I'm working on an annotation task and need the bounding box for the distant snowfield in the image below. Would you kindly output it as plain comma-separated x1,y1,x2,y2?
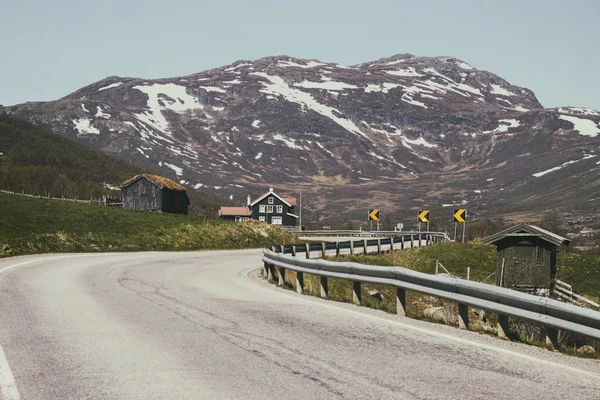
558,107,600,117
277,60,326,69
532,154,597,177
133,83,203,135
558,115,600,137
95,106,110,119
163,162,184,176
72,118,100,135
385,67,423,77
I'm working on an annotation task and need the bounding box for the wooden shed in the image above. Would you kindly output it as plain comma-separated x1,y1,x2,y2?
483,224,570,290
122,174,189,215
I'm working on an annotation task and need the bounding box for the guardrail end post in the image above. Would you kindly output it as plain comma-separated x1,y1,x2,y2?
497,314,509,339
396,287,406,316
277,267,286,287
458,303,469,330
320,276,329,298
296,271,304,294
546,327,559,348
352,281,361,305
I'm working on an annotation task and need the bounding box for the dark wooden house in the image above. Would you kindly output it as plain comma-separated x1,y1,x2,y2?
483,224,570,290
218,188,298,226
122,174,189,215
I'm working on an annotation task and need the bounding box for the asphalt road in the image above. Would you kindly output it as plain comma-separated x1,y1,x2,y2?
0,250,598,399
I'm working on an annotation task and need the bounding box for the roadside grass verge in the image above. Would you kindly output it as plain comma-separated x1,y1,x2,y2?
0,194,298,256
272,242,600,359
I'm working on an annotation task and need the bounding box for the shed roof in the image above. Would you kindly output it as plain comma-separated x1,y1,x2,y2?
122,174,186,191
219,206,252,217
483,224,570,247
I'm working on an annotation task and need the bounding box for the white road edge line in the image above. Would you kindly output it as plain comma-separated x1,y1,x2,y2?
0,345,19,400
244,266,600,379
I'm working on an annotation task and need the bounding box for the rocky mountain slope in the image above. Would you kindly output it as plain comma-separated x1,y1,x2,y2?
3,54,599,224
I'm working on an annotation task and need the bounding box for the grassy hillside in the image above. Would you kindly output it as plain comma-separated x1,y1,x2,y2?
0,114,221,215
0,194,297,256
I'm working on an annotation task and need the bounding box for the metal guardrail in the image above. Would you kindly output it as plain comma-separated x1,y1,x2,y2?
262,243,600,344
299,230,450,240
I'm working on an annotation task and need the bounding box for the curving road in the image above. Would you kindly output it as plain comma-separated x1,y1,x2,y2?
0,250,598,399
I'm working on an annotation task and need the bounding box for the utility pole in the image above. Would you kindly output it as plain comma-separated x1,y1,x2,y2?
299,190,302,230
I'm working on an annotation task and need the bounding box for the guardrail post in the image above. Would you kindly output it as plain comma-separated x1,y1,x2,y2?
291,245,296,257
377,239,382,254
363,239,368,255
296,271,304,294
268,264,275,282
396,288,406,316
336,242,340,257
497,314,509,339
352,281,361,305
458,303,469,329
320,276,328,298
280,244,285,254
410,235,414,248
263,262,270,279
350,240,354,255
546,327,559,347
321,242,326,258
390,237,394,252
305,243,310,259
277,267,286,287
401,236,405,249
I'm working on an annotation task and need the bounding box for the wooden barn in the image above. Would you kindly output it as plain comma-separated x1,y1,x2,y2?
122,174,190,215
483,224,570,290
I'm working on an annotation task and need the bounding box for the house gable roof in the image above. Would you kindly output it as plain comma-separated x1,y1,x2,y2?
250,189,292,207
122,174,186,191
483,224,570,247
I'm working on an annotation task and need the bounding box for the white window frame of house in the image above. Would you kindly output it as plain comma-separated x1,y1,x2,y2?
259,205,265,213
267,205,273,213
271,216,282,225
268,196,274,204
276,205,283,213
259,216,265,222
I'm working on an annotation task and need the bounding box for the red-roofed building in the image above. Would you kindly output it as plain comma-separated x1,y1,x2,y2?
218,188,298,226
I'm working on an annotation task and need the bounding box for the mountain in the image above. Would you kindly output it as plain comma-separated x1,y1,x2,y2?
2,54,599,224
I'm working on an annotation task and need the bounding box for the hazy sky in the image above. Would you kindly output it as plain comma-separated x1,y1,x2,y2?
1,0,599,109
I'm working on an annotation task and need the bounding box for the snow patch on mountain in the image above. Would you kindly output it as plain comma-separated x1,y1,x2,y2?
364,83,402,93
484,119,520,133
252,120,261,128
98,82,123,91
73,118,100,135
490,84,515,96
385,67,423,77
559,115,600,137
251,72,371,141
277,60,326,69
532,154,597,177
199,86,227,93
557,107,600,116
294,80,359,91
81,104,89,113
133,83,203,134
95,106,110,119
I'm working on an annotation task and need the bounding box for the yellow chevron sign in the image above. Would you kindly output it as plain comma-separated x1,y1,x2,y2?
368,209,380,221
454,209,466,223
418,210,430,223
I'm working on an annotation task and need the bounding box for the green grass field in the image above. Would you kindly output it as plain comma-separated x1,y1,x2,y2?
0,193,298,256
